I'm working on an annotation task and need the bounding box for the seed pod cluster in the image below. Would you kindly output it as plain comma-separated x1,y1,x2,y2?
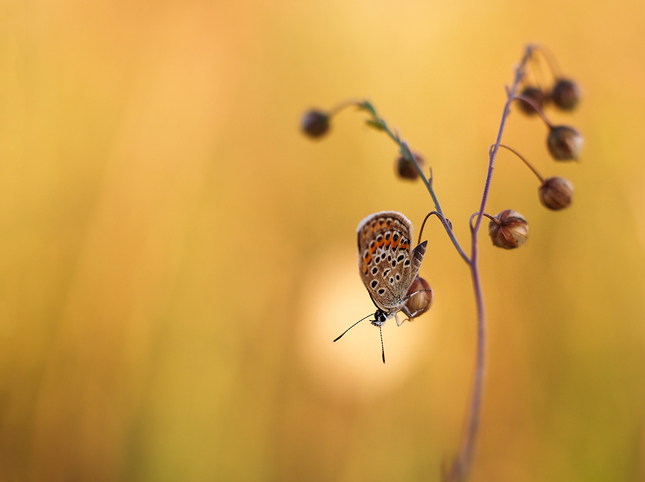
516,78,581,116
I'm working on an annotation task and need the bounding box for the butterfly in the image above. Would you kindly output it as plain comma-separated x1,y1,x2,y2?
334,211,428,362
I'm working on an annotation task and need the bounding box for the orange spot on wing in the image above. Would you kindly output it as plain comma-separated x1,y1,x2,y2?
364,252,372,266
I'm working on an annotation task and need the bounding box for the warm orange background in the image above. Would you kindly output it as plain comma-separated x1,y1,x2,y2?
1,1,644,481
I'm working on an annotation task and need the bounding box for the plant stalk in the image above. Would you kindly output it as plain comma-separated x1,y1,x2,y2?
444,44,534,482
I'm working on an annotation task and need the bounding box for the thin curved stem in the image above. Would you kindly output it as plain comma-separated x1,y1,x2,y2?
401,142,444,216
512,95,554,128
496,144,544,183
357,102,442,212
480,213,498,224
469,212,498,233
327,98,363,117
359,103,434,198
532,43,563,80
444,44,534,482
418,211,470,264
524,50,548,94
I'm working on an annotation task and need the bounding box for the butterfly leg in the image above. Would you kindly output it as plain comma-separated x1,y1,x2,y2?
395,312,409,326
401,288,433,320
405,307,428,319
401,303,429,320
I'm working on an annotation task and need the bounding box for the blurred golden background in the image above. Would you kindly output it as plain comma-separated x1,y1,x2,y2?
1,1,645,481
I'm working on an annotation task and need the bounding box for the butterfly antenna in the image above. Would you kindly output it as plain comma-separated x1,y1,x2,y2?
333,313,373,342
379,325,386,364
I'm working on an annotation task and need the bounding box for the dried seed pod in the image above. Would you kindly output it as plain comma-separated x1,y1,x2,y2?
517,86,546,115
551,78,581,111
488,210,529,249
301,110,330,138
547,125,583,161
395,152,425,181
539,177,573,210
404,276,433,319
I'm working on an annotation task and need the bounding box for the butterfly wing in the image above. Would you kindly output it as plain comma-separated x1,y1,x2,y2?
357,211,422,314
409,240,427,279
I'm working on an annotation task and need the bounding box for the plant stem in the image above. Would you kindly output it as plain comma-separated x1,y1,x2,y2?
358,101,469,263
327,98,363,117
444,45,534,482
532,43,563,80
512,94,554,128
496,144,545,184
351,48,534,479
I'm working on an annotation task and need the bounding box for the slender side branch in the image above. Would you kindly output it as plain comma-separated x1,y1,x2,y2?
357,102,442,212
328,98,363,117
418,211,470,264
531,43,563,79
496,144,544,183
444,45,535,482
356,101,469,262
511,95,554,127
